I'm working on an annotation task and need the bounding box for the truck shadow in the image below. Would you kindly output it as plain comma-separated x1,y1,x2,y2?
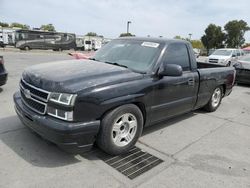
142,112,197,136
0,111,202,167
235,83,250,88
83,112,199,161
0,115,81,168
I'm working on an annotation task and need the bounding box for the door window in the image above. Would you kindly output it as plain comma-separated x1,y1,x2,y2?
236,50,241,56
232,50,237,57
164,43,190,71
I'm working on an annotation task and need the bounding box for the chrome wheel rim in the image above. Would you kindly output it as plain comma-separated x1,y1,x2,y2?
112,113,137,147
211,88,222,108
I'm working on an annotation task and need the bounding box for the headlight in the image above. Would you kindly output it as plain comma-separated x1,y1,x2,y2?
47,106,73,121
47,92,76,121
219,59,226,63
49,92,76,106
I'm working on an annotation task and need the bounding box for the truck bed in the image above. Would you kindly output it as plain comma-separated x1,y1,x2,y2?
197,61,226,69
194,62,235,109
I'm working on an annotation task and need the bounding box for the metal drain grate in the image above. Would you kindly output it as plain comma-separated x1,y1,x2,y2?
98,147,163,179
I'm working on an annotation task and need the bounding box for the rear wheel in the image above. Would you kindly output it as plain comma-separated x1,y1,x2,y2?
24,46,30,51
204,86,223,112
97,104,143,155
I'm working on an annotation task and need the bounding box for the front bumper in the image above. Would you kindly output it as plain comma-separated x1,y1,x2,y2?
0,71,8,86
14,92,100,154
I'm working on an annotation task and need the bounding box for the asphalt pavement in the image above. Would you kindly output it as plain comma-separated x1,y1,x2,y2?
0,50,250,188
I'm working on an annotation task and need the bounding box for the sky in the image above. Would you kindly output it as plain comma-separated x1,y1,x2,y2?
1,0,250,41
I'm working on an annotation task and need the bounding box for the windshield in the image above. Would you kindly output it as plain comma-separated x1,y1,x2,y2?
240,55,250,62
92,39,162,72
212,49,233,56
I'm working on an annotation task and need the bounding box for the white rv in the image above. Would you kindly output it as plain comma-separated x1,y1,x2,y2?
75,35,103,51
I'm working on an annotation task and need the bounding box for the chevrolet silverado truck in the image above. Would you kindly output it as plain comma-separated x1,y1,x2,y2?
14,37,236,155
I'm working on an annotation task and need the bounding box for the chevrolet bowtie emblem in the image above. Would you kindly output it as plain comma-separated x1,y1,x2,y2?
23,89,31,99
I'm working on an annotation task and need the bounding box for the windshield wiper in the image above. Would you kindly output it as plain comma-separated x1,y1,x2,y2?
104,61,128,68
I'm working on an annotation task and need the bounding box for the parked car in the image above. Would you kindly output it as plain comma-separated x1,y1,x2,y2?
193,48,200,58
205,48,244,66
0,56,8,86
13,37,235,155
68,52,94,59
233,54,250,84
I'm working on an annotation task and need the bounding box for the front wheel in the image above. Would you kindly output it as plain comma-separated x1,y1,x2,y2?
204,86,223,112
226,61,231,67
97,104,143,155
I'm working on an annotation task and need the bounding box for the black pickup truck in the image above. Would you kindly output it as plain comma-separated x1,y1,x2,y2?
14,37,235,155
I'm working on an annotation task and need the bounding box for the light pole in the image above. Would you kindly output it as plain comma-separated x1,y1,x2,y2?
188,33,192,41
127,21,131,34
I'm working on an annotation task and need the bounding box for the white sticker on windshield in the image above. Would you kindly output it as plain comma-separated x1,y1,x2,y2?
141,42,159,48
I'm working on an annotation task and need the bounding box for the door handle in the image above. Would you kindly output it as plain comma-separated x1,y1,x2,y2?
188,78,195,86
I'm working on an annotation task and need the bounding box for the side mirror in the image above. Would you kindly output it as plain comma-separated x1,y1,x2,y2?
232,54,236,57
159,63,183,77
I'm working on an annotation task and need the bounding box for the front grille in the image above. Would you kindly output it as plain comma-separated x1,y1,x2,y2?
20,91,46,114
20,79,49,101
20,79,50,114
209,59,218,63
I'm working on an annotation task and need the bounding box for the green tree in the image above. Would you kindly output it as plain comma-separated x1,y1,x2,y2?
40,24,55,32
224,20,250,48
86,32,97,36
174,35,182,39
119,33,135,37
173,35,191,41
0,22,9,27
10,22,30,29
191,40,204,49
201,24,225,53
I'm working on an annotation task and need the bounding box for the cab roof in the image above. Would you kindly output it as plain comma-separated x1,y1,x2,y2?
117,37,190,45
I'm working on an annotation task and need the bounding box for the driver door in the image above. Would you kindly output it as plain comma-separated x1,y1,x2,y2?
150,43,199,123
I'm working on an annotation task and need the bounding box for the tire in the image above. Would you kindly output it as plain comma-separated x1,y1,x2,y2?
226,61,231,67
24,46,30,51
97,104,144,155
204,86,223,112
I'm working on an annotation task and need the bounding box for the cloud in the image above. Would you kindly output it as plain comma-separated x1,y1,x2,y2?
1,0,250,41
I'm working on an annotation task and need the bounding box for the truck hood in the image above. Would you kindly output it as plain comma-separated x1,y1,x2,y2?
22,59,143,93
208,55,231,60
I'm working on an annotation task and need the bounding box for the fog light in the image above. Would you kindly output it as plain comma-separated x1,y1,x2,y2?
47,106,73,121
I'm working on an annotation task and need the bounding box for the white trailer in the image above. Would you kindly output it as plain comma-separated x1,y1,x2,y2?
0,27,18,47
75,35,105,51
84,36,103,51
75,35,85,50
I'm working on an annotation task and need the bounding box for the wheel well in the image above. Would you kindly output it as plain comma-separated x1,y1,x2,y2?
221,84,226,96
100,102,147,126
132,102,146,126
